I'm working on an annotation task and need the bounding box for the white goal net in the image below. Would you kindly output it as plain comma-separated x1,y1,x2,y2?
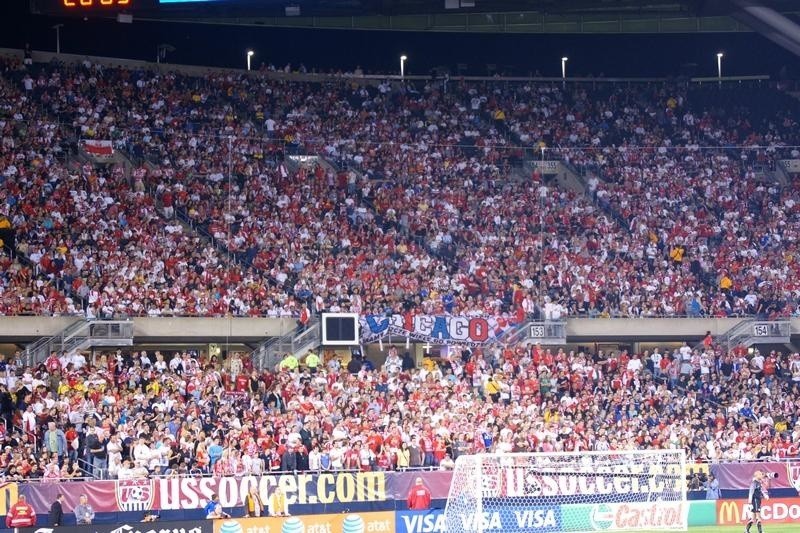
444,450,688,533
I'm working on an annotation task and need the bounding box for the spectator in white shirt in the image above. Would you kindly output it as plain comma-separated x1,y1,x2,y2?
133,437,152,466
627,355,643,373
71,353,87,370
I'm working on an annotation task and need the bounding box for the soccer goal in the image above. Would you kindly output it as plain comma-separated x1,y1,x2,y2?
444,450,688,533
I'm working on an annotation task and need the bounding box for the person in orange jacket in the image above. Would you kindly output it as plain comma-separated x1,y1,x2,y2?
6,495,37,528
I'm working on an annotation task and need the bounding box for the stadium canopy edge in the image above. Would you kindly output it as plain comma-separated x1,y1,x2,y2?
131,11,781,33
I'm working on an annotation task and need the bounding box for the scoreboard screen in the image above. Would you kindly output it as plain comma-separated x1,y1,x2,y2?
321,313,360,346
30,0,294,16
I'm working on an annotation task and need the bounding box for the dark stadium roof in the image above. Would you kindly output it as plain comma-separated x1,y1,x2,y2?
188,0,800,18
117,0,800,36
283,0,705,17
206,0,800,18
13,0,800,76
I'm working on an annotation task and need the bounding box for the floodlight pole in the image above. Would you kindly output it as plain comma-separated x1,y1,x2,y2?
53,24,64,54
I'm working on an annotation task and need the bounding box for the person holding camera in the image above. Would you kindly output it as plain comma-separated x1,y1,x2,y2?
704,474,720,500
747,470,776,533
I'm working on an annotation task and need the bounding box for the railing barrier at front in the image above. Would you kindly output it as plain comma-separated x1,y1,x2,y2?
4,457,800,484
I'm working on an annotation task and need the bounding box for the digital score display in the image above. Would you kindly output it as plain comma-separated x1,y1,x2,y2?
29,0,147,14
61,0,130,6
156,0,274,3
31,0,297,17
57,0,270,7
322,313,360,346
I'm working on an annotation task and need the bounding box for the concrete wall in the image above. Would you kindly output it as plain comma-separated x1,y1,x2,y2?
2,316,799,344
133,317,297,342
0,317,82,339
564,317,749,341
0,316,296,343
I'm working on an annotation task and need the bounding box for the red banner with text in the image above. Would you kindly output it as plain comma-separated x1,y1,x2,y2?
711,462,800,491
15,472,454,515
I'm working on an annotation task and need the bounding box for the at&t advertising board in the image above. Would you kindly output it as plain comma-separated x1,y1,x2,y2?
214,512,394,533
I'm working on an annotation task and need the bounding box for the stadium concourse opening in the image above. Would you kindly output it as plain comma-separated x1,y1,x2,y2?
1,1,800,532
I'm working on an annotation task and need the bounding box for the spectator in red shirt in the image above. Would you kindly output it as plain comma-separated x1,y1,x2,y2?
45,352,61,373
420,434,435,468
407,477,432,511
235,373,249,392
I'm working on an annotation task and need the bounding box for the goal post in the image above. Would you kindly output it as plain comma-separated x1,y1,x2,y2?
444,450,688,533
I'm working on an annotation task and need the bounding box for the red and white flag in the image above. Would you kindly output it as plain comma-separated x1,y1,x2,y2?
82,139,113,157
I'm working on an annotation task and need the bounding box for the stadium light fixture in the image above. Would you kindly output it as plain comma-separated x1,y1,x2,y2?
717,52,724,80
246,50,255,71
52,24,64,55
400,54,408,79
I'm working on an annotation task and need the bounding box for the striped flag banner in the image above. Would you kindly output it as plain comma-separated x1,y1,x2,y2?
82,139,114,157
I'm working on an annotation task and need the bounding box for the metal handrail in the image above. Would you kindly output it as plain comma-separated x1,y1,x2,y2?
14,425,38,453
2,46,777,85
293,318,320,346
75,457,98,478
24,319,134,367
1,309,795,319
1,455,800,484
24,319,88,366
2,457,799,483
0,475,95,483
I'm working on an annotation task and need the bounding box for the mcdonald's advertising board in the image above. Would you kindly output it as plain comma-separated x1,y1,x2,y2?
717,498,800,525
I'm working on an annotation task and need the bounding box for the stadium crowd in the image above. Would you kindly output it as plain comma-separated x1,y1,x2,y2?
0,57,799,318
1,55,800,482
0,338,798,482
